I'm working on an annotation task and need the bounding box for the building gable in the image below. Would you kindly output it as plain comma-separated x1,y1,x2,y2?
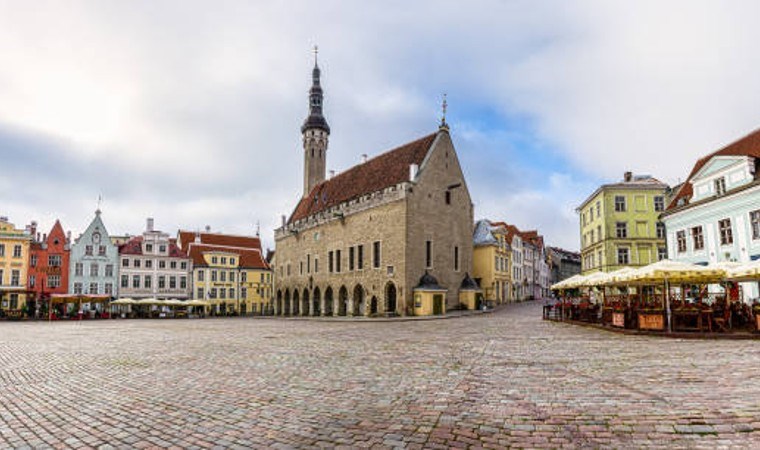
693,156,742,179
668,127,760,210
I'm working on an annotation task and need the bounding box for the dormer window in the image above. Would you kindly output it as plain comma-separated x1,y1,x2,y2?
146,244,153,253
715,177,726,196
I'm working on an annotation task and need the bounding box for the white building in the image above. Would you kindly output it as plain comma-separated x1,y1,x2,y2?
118,218,192,299
662,128,760,301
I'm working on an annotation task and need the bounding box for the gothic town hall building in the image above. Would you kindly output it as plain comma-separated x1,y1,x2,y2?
273,58,475,317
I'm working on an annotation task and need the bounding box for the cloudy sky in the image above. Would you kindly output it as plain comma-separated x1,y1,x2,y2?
2,1,760,251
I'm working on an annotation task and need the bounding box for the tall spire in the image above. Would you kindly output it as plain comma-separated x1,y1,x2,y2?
302,46,330,134
439,93,449,131
301,47,330,197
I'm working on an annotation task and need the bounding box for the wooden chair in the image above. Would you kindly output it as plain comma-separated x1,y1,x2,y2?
713,306,731,333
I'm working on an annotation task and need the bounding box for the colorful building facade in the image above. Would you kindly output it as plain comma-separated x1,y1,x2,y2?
0,217,32,315
662,128,760,301
473,220,511,304
178,231,272,315
577,172,669,274
118,218,192,300
28,220,71,315
68,210,119,299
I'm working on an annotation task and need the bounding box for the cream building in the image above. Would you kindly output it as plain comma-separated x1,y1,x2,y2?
274,57,474,316
178,231,272,315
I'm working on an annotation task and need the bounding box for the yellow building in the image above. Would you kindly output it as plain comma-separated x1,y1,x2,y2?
178,231,273,315
577,172,669,274
0,217,32,316
472,219,512,304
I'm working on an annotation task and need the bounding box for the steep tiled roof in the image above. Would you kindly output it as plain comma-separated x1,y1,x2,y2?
177,231,262,253
186,243,270,270
119,236,187,258
667,128,760,210
289,132,438,223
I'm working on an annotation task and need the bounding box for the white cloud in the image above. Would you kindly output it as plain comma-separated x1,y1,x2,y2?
2,1,760,252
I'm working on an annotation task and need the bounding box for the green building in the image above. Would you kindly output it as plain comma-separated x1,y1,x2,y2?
577,172,669,274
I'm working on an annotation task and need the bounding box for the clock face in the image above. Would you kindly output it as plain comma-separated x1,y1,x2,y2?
92,232,101,244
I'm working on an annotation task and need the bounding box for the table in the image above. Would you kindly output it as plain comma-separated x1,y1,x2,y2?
672,309,712,332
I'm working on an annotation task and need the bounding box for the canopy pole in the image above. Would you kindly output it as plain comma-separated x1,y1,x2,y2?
665,278,672,333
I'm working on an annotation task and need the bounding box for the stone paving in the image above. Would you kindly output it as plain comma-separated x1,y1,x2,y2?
1,301,759,449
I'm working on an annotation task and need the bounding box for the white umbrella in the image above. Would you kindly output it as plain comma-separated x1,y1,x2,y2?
725,260,760,281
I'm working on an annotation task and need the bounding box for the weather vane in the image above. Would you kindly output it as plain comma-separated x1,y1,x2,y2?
440,93,448,128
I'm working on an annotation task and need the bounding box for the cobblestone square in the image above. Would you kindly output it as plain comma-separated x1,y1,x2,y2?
1,302,759,449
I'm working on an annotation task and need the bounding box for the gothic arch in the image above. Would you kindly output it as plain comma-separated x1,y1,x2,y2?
352,284,364,317
284,289,291,317
385,282,397,315
302,289,310,317
324,286,334,316
312,287,321,317
370,296,379,316
276,290,283,316
293,289,300,316
338,286,348,316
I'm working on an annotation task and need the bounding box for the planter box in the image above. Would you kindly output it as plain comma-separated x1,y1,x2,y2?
612,312,626,328
638,312,664,331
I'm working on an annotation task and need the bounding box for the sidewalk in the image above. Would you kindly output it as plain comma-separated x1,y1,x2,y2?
252,307,494,322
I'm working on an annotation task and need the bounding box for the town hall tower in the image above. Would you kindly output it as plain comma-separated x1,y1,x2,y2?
301,48,330,197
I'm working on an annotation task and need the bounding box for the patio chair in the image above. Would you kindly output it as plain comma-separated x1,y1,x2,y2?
713,306,731,333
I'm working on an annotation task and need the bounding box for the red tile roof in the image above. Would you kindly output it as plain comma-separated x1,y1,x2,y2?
186,243,270,270
289,132,438,223
177,231,262,253
118,236,188,258
667,127,760,210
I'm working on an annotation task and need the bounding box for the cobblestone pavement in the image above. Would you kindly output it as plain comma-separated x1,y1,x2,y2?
1,301,759,449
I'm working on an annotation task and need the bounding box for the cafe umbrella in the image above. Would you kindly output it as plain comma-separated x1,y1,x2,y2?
616,260,726,332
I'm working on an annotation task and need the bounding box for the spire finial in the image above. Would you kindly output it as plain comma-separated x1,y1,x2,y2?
440,93,449,130
96,194,103,215
256,220,261,237
313,45,319,66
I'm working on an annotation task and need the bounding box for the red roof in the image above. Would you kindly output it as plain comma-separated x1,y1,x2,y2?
177,231,262,253
668,127,760,210
119,236,188,258
186,243,270,270
289,132,438,223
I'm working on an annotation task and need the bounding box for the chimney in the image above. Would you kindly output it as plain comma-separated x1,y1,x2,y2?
624,171,632,182
29,221,38,238
194,230,201,243
281,215,287,228
146,217,154,232
43,233,47,242
361,154,368,164
37,232,41,242
329,170,336,179
66,231,72,243
409,163,419,181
